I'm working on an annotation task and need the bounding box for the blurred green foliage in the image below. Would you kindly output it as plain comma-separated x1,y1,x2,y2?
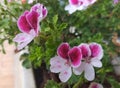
0,0,120,87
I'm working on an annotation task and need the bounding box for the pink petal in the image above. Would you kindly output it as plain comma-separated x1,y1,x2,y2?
91,59,102,68
26,10,39,35
73,62,85,75
57,43,70,60
89,43,103,60
89,82,103,88
59,67,72,82
68,46,82,68
69,0,79,5
84,63,95,81
78,43,91,58
31,3,48,21
17,11,32,33
50,56,67,73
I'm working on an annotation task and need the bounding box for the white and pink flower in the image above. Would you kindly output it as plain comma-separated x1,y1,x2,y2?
73,43,103,81
50,43,82,82
65,0,97,14
13,3,47,50
113,0,119,4
89,82,103,88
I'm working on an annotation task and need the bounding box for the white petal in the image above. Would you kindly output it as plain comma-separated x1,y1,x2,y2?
17,34,34,50
59,67,72,82
28,0,34,4
13,33,30,43
50,56,67,73
73,62,85,75
77,5,85,10
65,4,77,14
17,40,30,50
50,64,63,73
50,56,66,65
29,29,37,37
84,63,95,81
91,59,102,68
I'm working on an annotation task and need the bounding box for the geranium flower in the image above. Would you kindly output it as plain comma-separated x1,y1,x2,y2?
88,82,103,88
114,0,119,4
65,0,97,14
50,43,82,82
13,3,47,50
73,43,103,81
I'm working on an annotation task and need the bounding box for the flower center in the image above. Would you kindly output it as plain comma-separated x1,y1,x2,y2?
65,60,71,66
83,57,91,63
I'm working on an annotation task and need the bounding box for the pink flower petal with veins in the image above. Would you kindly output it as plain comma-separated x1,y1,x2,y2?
50,55,72,82
68,46,82,68
78,43,91,58
26,10,39,35
59,67,72,82
89,43,103,60
69,0,79,5
57,43,70,60
50,56,67,73
17,11,32,33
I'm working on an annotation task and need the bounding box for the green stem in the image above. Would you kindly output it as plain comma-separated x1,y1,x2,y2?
73,77,83,88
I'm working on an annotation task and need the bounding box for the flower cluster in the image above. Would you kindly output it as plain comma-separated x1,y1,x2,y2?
12,0,104,84
65,0,97,14
50,42,103,82
13,3,47,50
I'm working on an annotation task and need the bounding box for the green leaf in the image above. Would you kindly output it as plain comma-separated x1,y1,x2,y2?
107,77,120,88
53,15,58,24
58,23,68,31
44,80,61,88
22,59,31,69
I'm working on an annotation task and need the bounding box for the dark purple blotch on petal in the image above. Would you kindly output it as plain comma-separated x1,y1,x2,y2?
57,43,70,60
68,46,82,67
26,11,39,34
17,11,32,33
89,43,101,58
